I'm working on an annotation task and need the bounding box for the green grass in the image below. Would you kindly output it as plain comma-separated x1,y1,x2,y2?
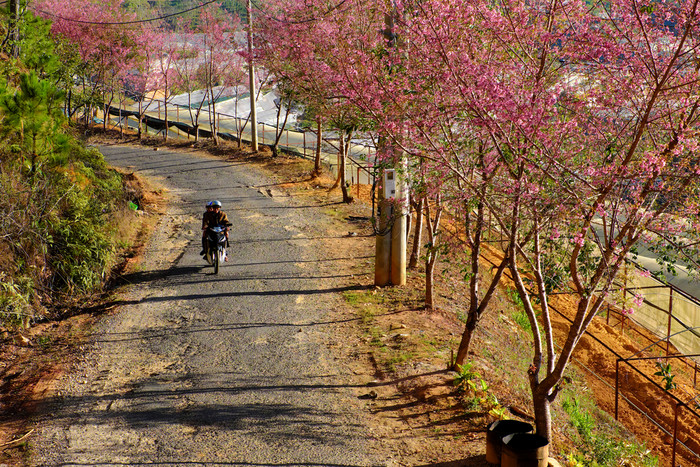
561,393,658,467
506,287,531,331
323,207,344,221
505,287,548,337
368,326,386,347
343,290,391,326
387,351,415,372
511,309,532,331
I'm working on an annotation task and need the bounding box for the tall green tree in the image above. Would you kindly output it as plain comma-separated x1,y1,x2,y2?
0,72,67,176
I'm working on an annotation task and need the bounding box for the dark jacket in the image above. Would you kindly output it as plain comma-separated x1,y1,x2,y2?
202,210,230,230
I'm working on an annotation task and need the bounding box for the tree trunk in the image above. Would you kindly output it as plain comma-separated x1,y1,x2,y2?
119,104,124,137
409,197,424,269
163,96,169,142
424,194,442,310
331,134,342,190
66,89,72,121
328,131,352,203
425,249,437,309
406,192,412,243
136,100,143,139
272,97,291,157
453,199,509,368
236,118,241,147
336,133,353,203
235,91,242,148
454,307,479,366
455,200,484,365
210,88,219,146
314,117,322,176
103,101,109,131
103,85,115,132
9,0,20,58
532,386,552,440
194,95,204,143
81,77,89,126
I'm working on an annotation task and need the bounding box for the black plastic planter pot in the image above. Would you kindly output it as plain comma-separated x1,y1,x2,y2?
501,432,549,467
485,420,534,465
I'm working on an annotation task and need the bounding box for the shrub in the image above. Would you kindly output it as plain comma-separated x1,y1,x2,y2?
0,73,127,325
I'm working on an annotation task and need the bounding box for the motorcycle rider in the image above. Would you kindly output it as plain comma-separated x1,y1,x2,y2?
201,200,231,258
199,201,214,255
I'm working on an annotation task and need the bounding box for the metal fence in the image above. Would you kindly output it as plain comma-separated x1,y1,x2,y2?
478,219,700,465
619,263,700,359
103,101,376,187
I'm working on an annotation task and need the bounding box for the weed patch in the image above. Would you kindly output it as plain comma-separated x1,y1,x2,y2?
561,394,658,467
342,287,447,374
453,361,508,420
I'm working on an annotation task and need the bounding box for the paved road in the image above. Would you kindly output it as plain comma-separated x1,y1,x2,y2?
109,105,376,186
30,145,387,466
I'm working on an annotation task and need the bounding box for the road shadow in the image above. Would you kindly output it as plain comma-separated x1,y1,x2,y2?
28,370,463,465
117,268,358,286
125,283,373,304
91,309,409,345
229,235,373,244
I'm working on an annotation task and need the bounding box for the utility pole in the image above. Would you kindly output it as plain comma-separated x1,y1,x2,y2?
247,0,259,152
374,6,407,286
375,165,407,286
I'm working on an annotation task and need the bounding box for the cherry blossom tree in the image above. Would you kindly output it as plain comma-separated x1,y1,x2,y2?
171,28,209,141
326,105,360,203
256,0,383,200
300,0,515,349
507,0,700,439
261,0,700,445
386,0,700,441
149,31,180,141
266,80,296,157
123,26,166,140
195,3,245,145
33,0,142,124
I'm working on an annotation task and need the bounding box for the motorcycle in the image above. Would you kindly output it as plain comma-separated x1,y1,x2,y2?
204,225,228,274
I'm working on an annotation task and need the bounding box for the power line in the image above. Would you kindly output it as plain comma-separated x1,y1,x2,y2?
249,0,352,25
18,0,354,27
28,0,220,26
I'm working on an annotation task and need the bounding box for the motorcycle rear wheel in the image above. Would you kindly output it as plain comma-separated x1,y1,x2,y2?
214,249,221,274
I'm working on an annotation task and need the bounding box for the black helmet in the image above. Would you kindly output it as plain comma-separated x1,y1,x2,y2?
211,200,222,207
